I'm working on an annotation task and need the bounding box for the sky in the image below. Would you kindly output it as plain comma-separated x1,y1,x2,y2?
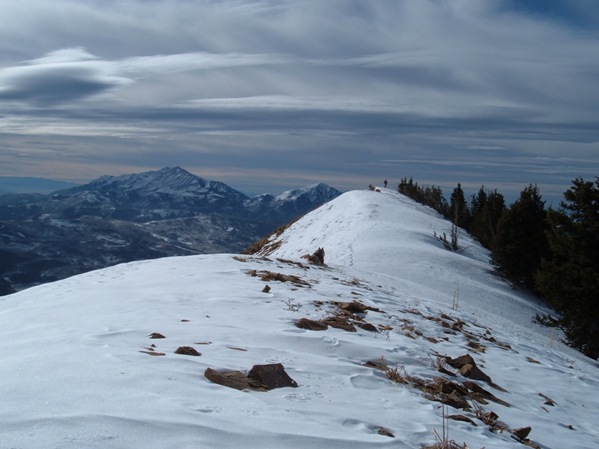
0,0,598,202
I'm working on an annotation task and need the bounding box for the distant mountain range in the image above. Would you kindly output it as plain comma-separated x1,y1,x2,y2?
0,176,78,195
0,167,341,293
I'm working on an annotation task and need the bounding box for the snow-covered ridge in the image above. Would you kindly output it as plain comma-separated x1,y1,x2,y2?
261,188,551,332
0,187,597,449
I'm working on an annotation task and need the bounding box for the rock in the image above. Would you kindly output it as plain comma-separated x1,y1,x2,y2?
175,346,201,356
295,318,328,331
467,340,486,353
248,363,299,390
323,316,357,332
437,378,469,397
442,390,471,410
447,414,477,426
538,392,556,406
357,322,378,332
460,363,493,384
338,301,369,314
149,332,166,339
463,381,510,407
205,364,298,392
262,284,271,293
445,354,476,369
479,411,499,425
511,426,532,441
445,354,493,385
377,427,395,438
204,368,265,391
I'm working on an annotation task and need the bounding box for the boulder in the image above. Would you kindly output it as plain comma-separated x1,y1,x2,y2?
205,363,298,392
248,363,299,390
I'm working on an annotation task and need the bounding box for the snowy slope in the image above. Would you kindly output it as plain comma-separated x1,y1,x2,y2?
0,188,597,449
260,188,553,337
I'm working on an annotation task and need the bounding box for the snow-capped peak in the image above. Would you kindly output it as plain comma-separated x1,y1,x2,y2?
86,166,234,197
274,182,340,202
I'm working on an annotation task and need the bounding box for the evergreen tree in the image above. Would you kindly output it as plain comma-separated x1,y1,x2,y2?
535,177,599,359
398,178,448,217
491,184,547,290
470,186,487,220
470,186,506,248
426,185,449,217
398,177,419,200
448,183,471,229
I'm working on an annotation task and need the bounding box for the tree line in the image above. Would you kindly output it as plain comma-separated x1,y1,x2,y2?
398,176,599,360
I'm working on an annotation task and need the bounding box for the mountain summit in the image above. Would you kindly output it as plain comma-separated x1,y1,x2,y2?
85,166,245,199
47,166,249,220
1,187,596,449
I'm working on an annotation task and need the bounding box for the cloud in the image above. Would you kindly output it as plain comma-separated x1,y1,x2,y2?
0,0,598,202
0,47,131,105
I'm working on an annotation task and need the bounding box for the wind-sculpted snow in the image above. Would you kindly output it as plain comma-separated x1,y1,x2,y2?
0,188,597,449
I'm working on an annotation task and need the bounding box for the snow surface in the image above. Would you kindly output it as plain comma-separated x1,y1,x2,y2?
1,188,597,449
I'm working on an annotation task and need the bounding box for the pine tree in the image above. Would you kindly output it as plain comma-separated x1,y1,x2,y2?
470,186,505,248
398,177,419,200
398,178,448,217
535,177,599,359
491,184,547,290
448,183,471,230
